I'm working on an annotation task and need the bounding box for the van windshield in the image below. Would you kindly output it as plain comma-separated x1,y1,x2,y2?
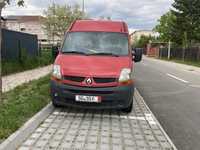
62,32,129,56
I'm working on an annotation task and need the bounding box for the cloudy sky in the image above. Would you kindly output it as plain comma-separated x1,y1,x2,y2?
2,0,173,31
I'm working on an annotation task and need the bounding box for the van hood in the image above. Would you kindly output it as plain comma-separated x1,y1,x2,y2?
55,54,132,77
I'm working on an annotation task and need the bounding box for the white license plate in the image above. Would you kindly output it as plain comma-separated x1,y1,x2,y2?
75,95,101,103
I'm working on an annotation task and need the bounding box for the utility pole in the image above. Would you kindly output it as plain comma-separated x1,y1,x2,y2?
168,40,171,60
52,0,55,45
82,0,85,14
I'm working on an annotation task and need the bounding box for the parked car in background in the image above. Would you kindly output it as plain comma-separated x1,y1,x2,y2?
50,20,142,113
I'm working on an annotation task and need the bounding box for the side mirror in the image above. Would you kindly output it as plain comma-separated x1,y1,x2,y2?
133,48,143,62
52,45,59,59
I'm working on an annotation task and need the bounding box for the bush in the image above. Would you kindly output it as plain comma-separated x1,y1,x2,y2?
2,50,53,76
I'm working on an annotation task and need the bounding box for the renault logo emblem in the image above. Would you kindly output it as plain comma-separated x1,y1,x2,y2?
86,78,92,85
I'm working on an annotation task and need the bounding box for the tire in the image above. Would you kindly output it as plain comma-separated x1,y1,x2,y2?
122,98,133,113
52,99,60,107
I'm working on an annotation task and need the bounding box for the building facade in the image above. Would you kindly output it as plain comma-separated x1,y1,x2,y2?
130,30,158,44
4,16,48,43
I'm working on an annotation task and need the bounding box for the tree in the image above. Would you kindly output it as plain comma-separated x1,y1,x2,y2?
43,4,85,41
0,0,24,101
155,0,200,46
154,11,176,42
107,16,111,20
172,0,200,45
2,0,24,6
133,35,156,48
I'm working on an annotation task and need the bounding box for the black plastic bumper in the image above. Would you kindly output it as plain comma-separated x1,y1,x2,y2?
50,80,134,109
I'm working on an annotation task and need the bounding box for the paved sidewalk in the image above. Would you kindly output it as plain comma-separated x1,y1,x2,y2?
18,90,176,150
2,65,52,93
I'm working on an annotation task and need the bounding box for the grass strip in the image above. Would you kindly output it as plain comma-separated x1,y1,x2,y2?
0,75,50,142
159,57,200,68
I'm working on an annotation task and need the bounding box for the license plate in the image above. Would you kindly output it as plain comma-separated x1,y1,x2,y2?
75,95,101,103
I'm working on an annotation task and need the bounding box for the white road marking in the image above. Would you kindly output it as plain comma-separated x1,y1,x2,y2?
167,73,189,83
120,114,157,125
142,63,148,66
120,115,145,120
189,85,200,88
145,114,157,125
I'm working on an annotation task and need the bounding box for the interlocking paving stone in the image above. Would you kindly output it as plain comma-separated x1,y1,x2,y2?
18,90,175,150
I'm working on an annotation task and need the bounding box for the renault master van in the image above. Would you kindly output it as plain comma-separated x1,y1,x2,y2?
50,20,142,113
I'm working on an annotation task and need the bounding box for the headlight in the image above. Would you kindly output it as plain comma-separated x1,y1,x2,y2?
52,65,62,79
119,68,132,82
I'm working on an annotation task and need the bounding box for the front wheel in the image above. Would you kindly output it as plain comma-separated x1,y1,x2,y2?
122,98,133,113
52,99,60,107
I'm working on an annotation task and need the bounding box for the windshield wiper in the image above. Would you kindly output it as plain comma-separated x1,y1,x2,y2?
62,51,87,55
88,52,119,57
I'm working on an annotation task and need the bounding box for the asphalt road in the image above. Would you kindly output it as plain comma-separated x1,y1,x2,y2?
135,56,200,150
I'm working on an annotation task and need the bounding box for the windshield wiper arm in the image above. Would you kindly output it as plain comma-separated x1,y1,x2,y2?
89,53,119,57
62,51,87,55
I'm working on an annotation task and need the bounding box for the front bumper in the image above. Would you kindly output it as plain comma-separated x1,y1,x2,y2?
50,80,134,109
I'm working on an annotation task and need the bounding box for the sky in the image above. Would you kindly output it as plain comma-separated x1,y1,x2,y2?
2,0,173,31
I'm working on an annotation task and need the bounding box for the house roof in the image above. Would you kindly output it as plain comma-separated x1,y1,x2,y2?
130,30,155,36
5,15,45,22
1,16,6,21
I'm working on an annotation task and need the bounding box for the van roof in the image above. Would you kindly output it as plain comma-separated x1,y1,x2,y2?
69,20,128,33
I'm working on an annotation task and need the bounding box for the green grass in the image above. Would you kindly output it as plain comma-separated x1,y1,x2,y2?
2,50,54,76
160,57,200,68
0,75,51,141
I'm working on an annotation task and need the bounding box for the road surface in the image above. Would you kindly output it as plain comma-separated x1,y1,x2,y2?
135,56,200,150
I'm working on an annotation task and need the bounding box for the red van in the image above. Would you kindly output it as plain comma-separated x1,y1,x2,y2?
50,20,142,113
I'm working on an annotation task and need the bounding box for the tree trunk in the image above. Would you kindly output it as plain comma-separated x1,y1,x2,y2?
182,32,188,62
182,48,185,62
0,7,2,102
0,1,6,102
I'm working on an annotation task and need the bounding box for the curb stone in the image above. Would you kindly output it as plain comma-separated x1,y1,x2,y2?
135,89,178,150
